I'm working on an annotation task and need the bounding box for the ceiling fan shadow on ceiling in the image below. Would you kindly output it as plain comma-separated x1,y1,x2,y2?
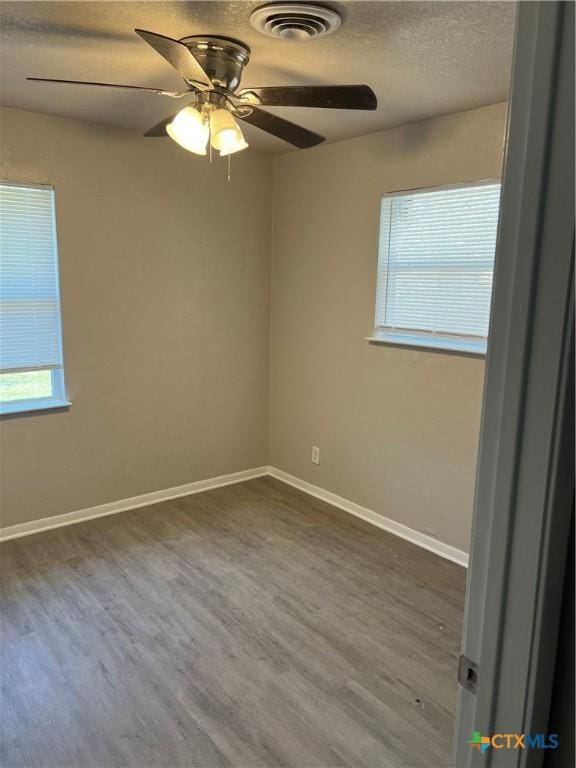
27,27,377,179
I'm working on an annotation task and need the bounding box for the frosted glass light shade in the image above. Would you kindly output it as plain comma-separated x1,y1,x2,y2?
167,107,209,155
219,138,249,156
210,109,247,154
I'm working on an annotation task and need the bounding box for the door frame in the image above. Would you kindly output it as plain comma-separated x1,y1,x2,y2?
453,2,574,767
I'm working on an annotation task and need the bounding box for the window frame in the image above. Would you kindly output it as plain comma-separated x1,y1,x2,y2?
369,179,501,356
0,180,70,416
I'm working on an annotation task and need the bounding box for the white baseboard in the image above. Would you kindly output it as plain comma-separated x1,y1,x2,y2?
268,467,469,567
0,466,269,543
0,464,469,567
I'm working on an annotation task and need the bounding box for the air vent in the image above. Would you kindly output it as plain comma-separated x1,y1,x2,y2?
250,3,342,41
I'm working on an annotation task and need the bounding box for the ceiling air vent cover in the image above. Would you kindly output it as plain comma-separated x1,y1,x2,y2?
250,4,342,41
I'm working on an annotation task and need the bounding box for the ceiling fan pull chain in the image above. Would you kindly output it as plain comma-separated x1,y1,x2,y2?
227,154,232,183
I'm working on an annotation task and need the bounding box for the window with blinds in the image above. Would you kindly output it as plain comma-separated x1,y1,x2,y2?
373,181,501,354
0,182,68,414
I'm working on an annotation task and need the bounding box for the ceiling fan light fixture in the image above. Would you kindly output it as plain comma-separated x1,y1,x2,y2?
209,108,247,154
167,106,209,155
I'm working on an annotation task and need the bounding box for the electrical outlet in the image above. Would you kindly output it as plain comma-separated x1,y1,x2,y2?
311,446,320,465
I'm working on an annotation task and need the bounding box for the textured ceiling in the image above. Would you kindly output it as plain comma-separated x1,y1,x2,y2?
0,1,516,154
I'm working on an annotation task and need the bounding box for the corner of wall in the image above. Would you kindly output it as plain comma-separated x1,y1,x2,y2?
265,154,280,466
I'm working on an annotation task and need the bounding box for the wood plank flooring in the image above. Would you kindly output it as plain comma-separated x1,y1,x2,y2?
0,477,466,768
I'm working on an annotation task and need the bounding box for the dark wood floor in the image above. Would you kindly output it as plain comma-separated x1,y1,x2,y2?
0,477,466,768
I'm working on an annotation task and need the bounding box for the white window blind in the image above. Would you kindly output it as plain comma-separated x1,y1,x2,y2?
374,182,501,354
0,182,67,413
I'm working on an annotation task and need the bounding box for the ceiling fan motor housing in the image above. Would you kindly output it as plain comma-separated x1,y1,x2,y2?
179,36,250,91
250,3,342,41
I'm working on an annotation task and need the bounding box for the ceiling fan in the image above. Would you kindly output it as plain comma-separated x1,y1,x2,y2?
27,28,378,157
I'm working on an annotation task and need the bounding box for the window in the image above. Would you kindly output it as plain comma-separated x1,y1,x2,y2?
0,182,68,414
372,181,501,355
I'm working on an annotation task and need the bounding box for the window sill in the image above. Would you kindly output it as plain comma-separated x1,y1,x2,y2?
366,331,486,357
0,399,71,417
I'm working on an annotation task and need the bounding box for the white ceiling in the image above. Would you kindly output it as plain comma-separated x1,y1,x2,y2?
0,1,516,154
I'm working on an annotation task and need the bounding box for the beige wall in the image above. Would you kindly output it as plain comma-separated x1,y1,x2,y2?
0,107,273,528
269,103,507,552
1,104,506,550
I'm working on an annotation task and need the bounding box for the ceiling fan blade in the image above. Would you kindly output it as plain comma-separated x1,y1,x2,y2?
27,77,186,98
135,29,212,89
238,107,324,149
238,85,377,110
